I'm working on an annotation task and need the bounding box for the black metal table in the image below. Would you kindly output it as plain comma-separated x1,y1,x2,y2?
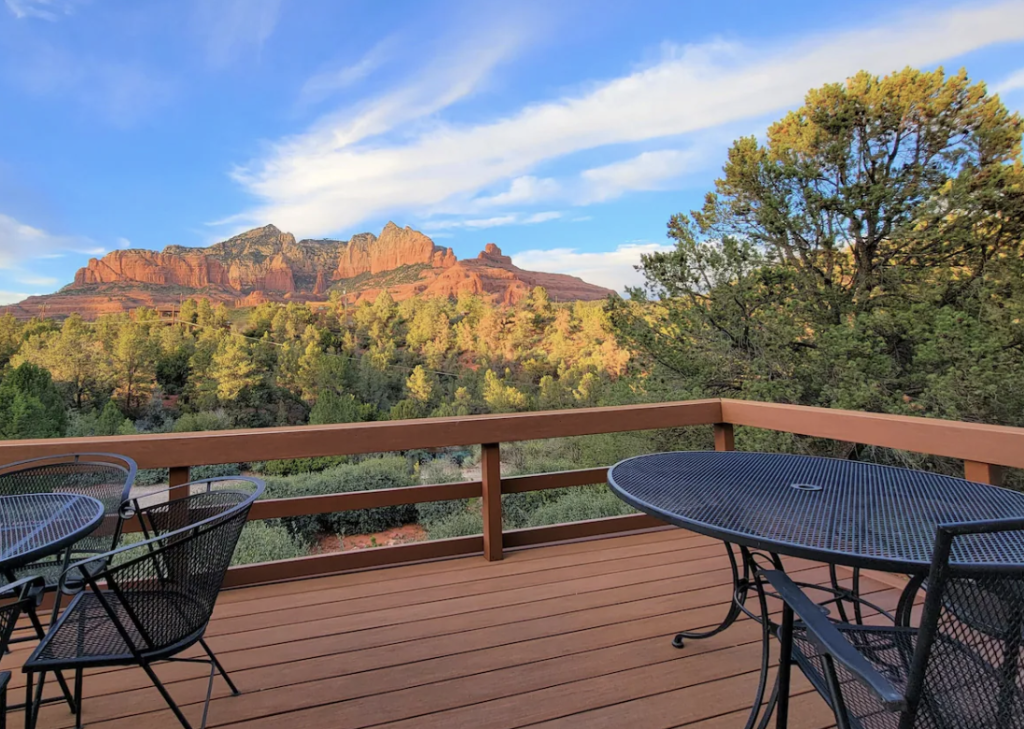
608,451,1024,729
0,493,105,576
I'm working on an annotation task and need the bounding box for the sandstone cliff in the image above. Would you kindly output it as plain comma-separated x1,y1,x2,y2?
4,224,613,320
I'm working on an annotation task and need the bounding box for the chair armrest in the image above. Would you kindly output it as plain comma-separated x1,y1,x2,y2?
763,570,907,712
0,575,45,604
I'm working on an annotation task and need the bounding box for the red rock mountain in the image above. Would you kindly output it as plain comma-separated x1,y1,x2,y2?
4,223,613,320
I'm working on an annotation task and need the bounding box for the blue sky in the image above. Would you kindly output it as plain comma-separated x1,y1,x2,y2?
1,0,1023,302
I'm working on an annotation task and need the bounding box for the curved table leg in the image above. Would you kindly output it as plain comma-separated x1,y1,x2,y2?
672,542,748,648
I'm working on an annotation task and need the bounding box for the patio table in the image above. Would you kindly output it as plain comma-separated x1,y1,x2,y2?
608,450,1024,729
0,492,106,579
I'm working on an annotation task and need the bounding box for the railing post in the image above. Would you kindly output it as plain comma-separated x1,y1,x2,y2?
481,443,503,561
169,466,191,500
714,423,735,452
964,460,1004,486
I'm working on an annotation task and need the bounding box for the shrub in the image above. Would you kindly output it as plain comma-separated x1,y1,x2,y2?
426,509,483,540
415,457,468,526
525,486,635,528
265,456,417,543
249,456,348,477
191,463,242,480
231,521,308,565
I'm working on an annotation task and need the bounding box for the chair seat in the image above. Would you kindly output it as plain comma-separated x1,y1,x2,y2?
24,589,207,671
791,623,1024,729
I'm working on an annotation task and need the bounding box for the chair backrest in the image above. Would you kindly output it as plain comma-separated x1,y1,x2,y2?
904,518,1024,728
0,453,137,554
0,578,42,663
73,477,263,657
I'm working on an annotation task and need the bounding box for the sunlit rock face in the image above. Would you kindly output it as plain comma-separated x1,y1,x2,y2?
6,223,613,320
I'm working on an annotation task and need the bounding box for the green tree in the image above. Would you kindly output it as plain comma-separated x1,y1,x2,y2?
110,320,157,414
309,391,375,425
211,337,258,402
483,369,529,413
405,365,435,404
0,362,67,439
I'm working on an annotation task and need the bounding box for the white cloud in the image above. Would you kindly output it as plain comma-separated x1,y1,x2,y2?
192,0,282,69
225,1,1024,237
473,176,563,208
299,37,397,106
995,67,1024,94
579,149,703,204
4,0,80,21
17,274,58,286
513,242,675,292
117,237,132,249
0,213,93,269
0,291,32,305
425,211,564,231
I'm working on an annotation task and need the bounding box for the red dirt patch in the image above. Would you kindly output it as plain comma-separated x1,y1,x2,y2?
318,523,428,553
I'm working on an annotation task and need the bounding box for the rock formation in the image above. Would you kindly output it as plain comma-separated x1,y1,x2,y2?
3,223,614,320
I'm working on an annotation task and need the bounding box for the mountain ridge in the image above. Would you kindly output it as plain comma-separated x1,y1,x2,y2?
4,223,613,320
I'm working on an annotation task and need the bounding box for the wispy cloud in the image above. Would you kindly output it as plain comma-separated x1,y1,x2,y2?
192,0,282,69
224,1,1024,237
513,242,675,292
994,67,1024,94
4,0,82,21
11,42,176,126
0,291,33,305
0,213,94,270
578,149,705,204
425,211,564,231
299,36,397,106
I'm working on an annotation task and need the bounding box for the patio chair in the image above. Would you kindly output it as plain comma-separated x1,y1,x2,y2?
765,517,1024,729
0,453,138,593
22,477,264,729
0,577,45,729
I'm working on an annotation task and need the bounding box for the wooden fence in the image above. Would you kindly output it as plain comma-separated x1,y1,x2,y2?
2,398,1023,587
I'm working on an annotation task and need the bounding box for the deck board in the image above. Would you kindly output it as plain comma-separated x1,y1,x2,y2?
11,530,883,729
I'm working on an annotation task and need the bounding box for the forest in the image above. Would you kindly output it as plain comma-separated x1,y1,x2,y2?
2,66,1023,562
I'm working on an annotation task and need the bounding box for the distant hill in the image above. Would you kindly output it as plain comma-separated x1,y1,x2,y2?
3,223,613,320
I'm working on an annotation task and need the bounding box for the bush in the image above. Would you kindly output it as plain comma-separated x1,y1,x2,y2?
265,456,417,542
249,456,348,477
173,410,232,433
426,509,483,540
231,521,308,565
191,463,242,480
525,486,635,527
415,457,468,526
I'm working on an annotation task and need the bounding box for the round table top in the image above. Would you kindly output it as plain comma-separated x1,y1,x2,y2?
0,493,105,571
608,451,1024,573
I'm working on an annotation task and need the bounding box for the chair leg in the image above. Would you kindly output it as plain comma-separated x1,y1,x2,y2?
199,639,239,696
1,671,9,729
24,673,33,729
24,608,76,715
775,606,794,729
138,660,193,729
821,655,853,729
73,670,83,729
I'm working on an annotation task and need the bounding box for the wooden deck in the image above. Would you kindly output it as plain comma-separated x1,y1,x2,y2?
7,529,912,729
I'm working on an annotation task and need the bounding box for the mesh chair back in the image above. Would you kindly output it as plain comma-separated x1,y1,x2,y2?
75,478,261,657
0,454,137,556
904,521,1024,728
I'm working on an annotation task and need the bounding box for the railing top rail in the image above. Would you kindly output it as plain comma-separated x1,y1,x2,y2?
720,399,1024,470
0,399,721,469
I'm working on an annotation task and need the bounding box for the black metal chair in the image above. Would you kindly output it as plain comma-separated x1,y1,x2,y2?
0,577,45,729
22,477,264,729
766,518,1024,729
0,453,138,592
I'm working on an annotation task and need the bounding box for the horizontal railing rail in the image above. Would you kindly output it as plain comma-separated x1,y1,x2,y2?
2,397,1023,586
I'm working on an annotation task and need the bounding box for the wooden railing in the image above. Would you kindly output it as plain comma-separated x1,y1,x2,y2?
2,398,1024,587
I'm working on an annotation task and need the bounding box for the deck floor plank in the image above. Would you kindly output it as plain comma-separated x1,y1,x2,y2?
12,529,888,729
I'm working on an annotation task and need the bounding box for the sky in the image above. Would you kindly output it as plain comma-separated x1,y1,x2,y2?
1,0,1023,304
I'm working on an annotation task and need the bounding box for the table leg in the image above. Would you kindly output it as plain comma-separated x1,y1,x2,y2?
673,542,749,648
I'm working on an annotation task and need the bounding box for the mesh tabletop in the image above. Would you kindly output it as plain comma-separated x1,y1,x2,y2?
0,493,105,571
608,451,1024,572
